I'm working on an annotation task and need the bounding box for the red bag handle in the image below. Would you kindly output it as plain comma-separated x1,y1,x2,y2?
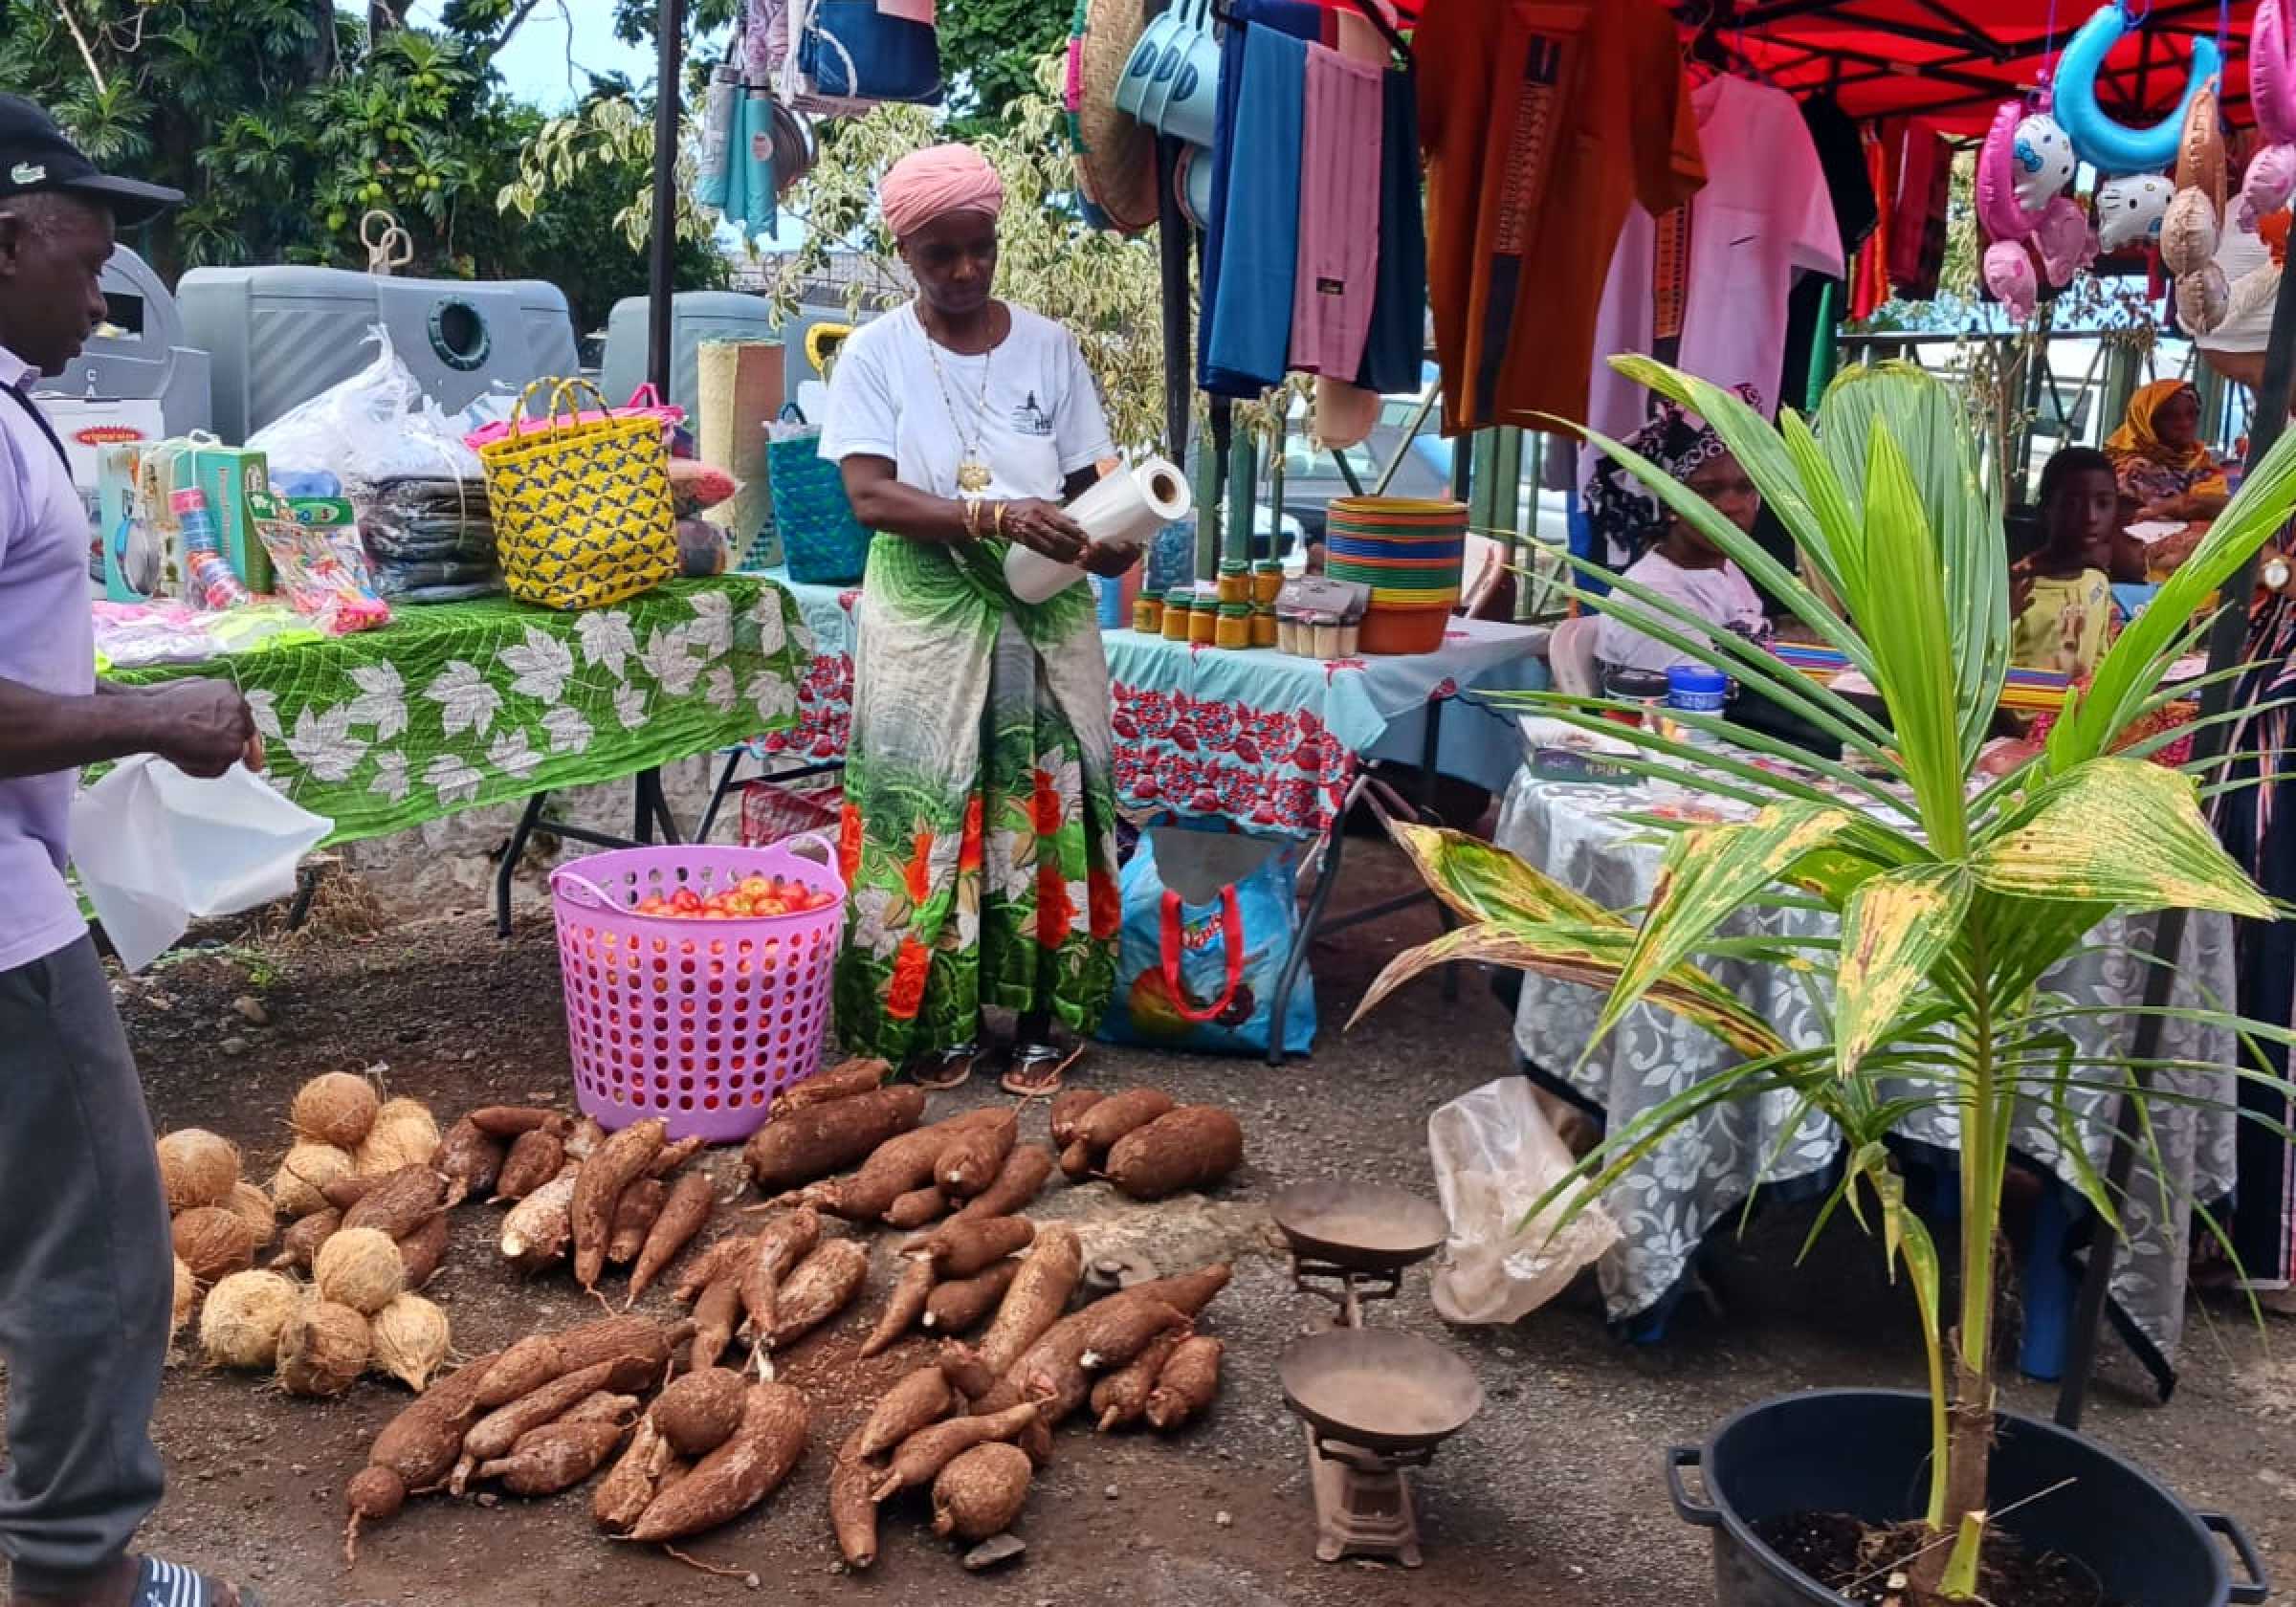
624,384,664,409
1159,887,1246,1024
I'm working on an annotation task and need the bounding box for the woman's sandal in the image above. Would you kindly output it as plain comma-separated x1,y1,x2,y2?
911,1043,980,1091
131,1556,260,1607
1000,1040,1083,1098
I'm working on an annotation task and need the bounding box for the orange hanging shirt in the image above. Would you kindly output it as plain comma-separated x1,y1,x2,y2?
1417,0,1707,435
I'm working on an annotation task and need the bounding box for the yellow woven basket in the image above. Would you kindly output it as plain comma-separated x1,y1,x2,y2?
480,378,677,611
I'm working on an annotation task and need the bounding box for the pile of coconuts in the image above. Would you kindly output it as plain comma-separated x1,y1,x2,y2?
160,1073,454,1398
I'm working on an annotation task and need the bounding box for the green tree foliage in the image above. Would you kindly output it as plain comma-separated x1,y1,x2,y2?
0,0,722,328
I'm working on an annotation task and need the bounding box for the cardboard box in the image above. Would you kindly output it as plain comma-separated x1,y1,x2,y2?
155,441,272,594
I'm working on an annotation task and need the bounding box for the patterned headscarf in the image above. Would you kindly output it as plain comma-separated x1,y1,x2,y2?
2106,380,2212,474
1583,385,1764,569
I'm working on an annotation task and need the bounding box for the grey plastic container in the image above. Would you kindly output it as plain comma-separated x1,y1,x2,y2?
599,291,783,420
177,265,578,441
42,245,211,437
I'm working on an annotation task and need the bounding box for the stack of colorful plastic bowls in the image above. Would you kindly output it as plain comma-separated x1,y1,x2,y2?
1323,496,1468,654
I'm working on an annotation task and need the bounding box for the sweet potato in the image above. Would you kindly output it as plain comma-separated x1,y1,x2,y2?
828,1425,881,1571
593,1418,674,1534
690,1270,742,1373
949,1145,1054,1224
670,1233,756,1304
976,1223,1082,1376
627,1173,716,1306
1059,1138,1093,1181
882,1184,946,1229
467,1106,567,1138
1145,1335,1223,1431
1124,1262,1233,1318
937,1340,998,1404
500,1167,579,1273
1048,1088,1103,1148
859,1253,935,1359
272,1207,340,1272
645,1135,705,1179
1105,1106,1244,1200
738,1208,823,1342
855,1365,953,1460
871,1403,1037,1502
395,1211,450,1290
931,1442,1031,1541
478,1419,628,1496
437,1117,502,1199
463,1360,621,1464
625,1382,809,1542
607,1177,669,1266
767,1239,869,1349
936,1110,1017,1199
1073,1089,1176,1154
342,1164,446,1240
651,1367,748,1458
922,1259,1020,1334
574,1117,668,1289
915,1215,1033,1278
1093,1329,1184,1432
770,1056,890,1116
743,1087,927,1194
494,1127,565,1201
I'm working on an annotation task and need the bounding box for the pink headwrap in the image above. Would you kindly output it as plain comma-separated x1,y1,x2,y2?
879,143,1005,240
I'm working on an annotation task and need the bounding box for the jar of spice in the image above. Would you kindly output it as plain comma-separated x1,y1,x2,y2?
1251,561,1283,606
1249,607,1279,649
1161,587,1193,642
1217,560,1250,606
1188,600,1219,645
1215,602,1251,649
1133,592,1163,633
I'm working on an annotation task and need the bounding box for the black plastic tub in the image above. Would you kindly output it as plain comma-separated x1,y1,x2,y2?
1666,1389,2267,1607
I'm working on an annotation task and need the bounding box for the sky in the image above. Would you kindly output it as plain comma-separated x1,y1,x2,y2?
398,0,655,111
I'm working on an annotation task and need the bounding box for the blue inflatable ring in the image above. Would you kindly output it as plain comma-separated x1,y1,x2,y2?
2053,2,2222,175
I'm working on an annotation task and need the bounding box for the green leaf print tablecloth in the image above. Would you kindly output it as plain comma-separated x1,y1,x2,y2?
108,579,806,847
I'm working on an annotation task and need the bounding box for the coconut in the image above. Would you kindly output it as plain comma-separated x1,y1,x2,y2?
368,1292,452,1391
199,1270,300,1369
171,1255,196,1332
353,1098,439,1177
272,1141,355,1218
156,1128,239,1213
276,1299,369,1398
313,1226,405,1315
291,1071,381,1149
171,1205,257,1283
225,1180,276,1249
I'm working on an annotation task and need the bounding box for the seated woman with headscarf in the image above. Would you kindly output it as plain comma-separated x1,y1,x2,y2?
819,143,1137,1097
2108,379,2229,529
1583,389,1771,677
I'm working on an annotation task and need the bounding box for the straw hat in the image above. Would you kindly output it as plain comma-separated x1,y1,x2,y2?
1073,0,1160,234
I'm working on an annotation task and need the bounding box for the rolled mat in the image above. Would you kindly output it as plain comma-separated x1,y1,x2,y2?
696,340,785,568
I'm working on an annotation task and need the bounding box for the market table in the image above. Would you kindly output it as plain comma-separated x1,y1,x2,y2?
110,577,808,927
1493,764,2236,1395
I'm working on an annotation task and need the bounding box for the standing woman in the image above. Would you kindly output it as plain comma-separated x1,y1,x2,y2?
820,143,1137,1096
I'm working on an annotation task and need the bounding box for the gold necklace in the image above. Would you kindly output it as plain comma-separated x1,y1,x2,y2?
922,312,996,494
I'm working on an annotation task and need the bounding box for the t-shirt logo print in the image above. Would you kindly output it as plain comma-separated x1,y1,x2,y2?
1010,391,1053,438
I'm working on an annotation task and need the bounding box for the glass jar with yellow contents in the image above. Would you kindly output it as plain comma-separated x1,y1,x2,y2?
1215,602,1251,649
1161,587,1193,642
1217,560,1250,606
1133,591,1163,633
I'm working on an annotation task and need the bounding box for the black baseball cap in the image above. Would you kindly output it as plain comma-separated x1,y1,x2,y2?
0,94,181,226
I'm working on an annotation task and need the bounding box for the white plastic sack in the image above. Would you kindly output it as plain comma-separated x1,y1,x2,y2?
70,759,331,972
1425,1076,1621,1325
246,326,482,489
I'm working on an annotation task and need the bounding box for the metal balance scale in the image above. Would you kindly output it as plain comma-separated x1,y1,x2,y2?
1272,1180,1483,1568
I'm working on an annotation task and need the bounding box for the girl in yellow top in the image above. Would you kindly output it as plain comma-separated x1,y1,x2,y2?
2012,447,2119,676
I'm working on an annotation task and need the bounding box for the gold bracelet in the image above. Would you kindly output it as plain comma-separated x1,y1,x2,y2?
960,497,981,539
992,501,1007,538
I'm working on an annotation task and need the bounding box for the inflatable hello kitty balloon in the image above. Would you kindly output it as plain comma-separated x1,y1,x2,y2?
2012,114,2077,212
2096,172,2175,252
1984,239,2040,321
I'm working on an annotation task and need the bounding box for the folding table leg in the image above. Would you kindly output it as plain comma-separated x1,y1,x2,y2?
696,749,749,843
497,792,549,938
1268,787,1360,1067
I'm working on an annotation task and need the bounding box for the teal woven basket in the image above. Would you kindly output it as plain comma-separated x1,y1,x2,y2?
768,406,872,584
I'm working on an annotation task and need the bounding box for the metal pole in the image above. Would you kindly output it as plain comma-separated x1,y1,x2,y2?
647,0,685,397
2054,247,2296,1429
1154,131,1191,466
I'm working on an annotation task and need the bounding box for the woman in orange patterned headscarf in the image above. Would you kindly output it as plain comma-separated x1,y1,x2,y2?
2105,379,2229,523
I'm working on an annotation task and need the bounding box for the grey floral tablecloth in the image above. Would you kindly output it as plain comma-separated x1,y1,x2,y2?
1494,769,2238,1385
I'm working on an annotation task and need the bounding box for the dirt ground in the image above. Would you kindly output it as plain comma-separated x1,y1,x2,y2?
8,844,2296,1607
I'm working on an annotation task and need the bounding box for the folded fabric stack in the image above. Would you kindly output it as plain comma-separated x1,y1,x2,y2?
360,474,503,603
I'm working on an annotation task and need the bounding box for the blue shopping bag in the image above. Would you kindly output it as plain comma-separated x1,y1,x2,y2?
1097,824,1314,1057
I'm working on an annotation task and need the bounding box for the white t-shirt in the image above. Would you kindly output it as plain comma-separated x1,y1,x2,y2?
818,301,1114,501
1596,549,1765,675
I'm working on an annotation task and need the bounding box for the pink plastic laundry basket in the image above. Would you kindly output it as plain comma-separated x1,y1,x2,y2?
548,835,845,1142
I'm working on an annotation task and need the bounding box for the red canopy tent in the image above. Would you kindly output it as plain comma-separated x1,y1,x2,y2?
1680,1,2253,134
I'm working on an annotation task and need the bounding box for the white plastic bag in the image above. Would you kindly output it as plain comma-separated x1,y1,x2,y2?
70,759,331,971
1425,1076,1621,1324
246,327,482,489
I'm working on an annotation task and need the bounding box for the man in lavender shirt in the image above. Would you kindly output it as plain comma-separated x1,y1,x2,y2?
0,98,260,1607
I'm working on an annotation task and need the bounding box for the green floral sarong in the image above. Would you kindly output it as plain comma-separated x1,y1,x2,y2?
833,534,1121,1063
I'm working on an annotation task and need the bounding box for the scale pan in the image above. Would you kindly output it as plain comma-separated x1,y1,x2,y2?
1279,1328,1483,1456
1271,1179,1447,1273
